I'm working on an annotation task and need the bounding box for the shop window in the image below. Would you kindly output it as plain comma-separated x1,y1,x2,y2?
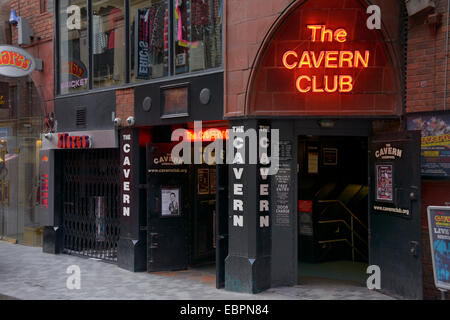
130,0,169,82
59,0,89,94
173,0,223,75
92,0,125,88
57,0,223,95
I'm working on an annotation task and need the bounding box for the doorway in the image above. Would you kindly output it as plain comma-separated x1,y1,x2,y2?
297,136,369,285
145,125,229,289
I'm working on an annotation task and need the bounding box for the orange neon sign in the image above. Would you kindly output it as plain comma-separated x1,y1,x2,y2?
282,25,371,94
184,128,230,142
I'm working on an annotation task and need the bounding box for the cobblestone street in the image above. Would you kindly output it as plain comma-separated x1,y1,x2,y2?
0,242,395,300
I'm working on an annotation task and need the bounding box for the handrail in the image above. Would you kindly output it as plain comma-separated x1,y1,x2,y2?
317,199,368,231
318,238,368,261
318,219,368,246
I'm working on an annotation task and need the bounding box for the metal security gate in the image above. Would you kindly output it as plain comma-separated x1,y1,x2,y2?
62,149,120,262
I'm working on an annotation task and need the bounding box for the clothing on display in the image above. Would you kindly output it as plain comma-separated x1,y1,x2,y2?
93,6,125,83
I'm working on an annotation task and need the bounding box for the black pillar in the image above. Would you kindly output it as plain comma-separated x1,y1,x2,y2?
117,128,146,271
270,120,298,287
41,149,64,254
225,120,271,293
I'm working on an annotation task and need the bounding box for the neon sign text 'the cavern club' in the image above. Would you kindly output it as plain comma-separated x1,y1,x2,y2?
282,25,371,93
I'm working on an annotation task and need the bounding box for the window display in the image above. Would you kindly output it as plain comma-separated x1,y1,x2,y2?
173,0,223,75
57,0,223,94
59,0,89,94
92,0,125,88
130,0,169,81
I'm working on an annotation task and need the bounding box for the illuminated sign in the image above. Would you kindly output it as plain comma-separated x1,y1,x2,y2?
57,133,92,149
0,45,35,77
40,174,49,208
282,25,370,93
184,128,229,142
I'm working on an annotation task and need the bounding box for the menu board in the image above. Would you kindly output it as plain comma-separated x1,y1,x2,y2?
408,113,450,178
427,206,450,291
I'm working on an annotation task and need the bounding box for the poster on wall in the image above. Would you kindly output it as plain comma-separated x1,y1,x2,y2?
161,188,180,216
298,200,313,236
376,165,393,202
427,206,450,291
198,168,209,195
407,113,450,178
323,148,338,166
307,147,319,174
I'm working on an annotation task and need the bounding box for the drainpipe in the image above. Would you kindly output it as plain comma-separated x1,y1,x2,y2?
444,0,449,111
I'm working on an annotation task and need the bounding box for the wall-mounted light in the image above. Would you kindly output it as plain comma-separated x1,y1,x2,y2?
9,10,19,25
318,119,336,128
9,9,34,46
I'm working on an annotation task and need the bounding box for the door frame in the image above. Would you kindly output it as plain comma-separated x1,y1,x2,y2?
294,118,372,276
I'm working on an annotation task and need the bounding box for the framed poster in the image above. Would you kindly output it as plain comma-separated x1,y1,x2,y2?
161,84,189,118
298,200,313,236
407,112,450,178
323,148,338,166
161,188,181,217
197,168,209,195
427,206,450,291
209,168,216,195
376,165,393,202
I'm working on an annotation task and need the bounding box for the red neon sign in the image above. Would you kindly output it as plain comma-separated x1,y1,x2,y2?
40,174,49,208
282,25,371,94
184,128,229,142
57,133,92,149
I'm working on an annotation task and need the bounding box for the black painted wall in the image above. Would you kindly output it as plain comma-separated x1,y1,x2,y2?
54,90,116,132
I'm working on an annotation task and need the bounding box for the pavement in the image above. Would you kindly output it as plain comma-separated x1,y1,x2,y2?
0,241,395,300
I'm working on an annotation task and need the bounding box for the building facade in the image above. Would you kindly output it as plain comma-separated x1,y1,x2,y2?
34,0,450,300
0,0,54,246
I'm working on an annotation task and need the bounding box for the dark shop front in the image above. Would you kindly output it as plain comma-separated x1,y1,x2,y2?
222,0,424,300
117,72,227,276
43,0,228,289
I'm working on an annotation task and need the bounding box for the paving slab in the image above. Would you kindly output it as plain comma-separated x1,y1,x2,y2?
0,241,395,300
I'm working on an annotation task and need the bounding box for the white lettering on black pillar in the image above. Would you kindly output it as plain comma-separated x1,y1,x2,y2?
122,134,131,217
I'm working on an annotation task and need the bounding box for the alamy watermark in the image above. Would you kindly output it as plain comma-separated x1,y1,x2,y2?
66,265,81,290
171,121,280,176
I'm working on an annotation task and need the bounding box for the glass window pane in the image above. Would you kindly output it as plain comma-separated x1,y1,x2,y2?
130,0,169,82
173,0,223,75
59,0,89,94
92,0,125,88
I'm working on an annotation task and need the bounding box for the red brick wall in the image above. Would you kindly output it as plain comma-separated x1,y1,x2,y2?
224,0,405,118
224,0,293,117
406,2,450,300
407,1,449,113
116,88,135,127
10,0,54,116
421,181,450,300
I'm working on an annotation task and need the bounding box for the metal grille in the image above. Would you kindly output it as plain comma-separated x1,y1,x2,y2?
76,108,87,128
62,149,120,262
